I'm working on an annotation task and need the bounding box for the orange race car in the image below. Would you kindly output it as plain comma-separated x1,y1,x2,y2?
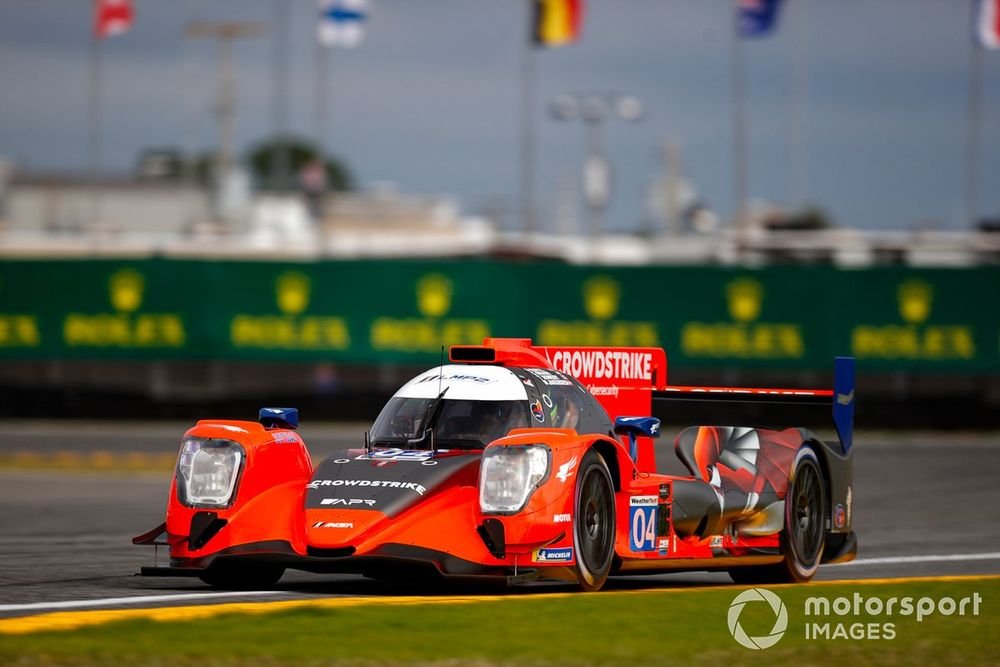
135,338,857,591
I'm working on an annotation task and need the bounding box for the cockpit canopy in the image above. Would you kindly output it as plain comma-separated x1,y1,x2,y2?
367,364,614,450
369,397,529,450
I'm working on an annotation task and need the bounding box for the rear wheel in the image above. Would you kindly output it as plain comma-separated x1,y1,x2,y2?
573,449,616,592
198,561,286,590
729,446,826,584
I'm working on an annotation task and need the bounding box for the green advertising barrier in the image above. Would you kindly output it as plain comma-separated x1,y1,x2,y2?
0,258,996,372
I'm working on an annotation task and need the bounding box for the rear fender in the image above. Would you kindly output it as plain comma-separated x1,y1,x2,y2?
802,430,854,534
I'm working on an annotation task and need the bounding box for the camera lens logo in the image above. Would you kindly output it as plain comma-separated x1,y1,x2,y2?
727,588,788,650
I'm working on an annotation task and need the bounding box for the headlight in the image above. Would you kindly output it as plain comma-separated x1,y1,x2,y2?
479,445,550,514
176,438,245,508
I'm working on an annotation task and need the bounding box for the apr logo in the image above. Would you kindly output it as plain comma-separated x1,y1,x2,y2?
851,278,974,360
231,271,350,350
728,588,788,650
370,273,490,353
63,268,186,348
681,277,804,359
537,275,660,347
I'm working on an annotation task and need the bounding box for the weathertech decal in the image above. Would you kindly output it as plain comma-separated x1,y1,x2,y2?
551,350,653,381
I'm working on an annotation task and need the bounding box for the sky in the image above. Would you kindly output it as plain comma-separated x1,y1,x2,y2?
1,0,999,233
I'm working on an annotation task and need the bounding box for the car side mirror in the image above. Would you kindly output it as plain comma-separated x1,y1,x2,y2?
259,407,299,430
614,416,661,462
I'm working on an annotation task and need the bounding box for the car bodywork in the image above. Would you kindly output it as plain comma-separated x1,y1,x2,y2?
135,337,856,589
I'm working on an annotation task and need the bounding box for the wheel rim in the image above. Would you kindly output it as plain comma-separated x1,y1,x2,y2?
790,460,824,566
578,467,613,573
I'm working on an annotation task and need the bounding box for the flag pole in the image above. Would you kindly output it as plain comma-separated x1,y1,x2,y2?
271,0,292,190
88,21,104,227
730,0,748,239
519,0,538,236
315,40,330,164
789,0,809,209
965,22,983,229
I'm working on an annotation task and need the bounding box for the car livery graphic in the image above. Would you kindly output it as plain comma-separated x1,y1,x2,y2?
135,338,856,590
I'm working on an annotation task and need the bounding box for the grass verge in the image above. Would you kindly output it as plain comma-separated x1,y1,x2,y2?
1,578,996,666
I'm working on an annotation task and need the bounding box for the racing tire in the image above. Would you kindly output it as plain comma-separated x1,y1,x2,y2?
728,446,826,585
572,448,616,592
198,561,286,590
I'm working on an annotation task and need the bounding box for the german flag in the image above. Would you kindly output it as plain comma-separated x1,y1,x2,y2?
533,0,584,48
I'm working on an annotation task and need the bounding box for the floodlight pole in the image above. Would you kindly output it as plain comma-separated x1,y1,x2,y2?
87,32,105,225
185,21,266,182
270,0,292,190
965,37,983,229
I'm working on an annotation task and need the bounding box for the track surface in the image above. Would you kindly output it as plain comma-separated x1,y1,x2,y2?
1,424,998,619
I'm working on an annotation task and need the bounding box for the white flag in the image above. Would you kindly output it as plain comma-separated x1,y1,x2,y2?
318,0,369,48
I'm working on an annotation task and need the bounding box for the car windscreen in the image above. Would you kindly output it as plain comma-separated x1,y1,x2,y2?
369,397,530,450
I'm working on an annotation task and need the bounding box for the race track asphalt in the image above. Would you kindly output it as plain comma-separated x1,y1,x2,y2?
0,424,997,618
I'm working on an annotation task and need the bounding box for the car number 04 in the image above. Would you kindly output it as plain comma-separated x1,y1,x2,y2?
629,505,657,552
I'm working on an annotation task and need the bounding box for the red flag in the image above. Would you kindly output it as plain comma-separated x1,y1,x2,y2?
95,0,133,39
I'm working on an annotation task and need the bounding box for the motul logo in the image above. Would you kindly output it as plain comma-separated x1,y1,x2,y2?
551,350,652,381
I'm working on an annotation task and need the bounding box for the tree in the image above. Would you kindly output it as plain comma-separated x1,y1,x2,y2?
247,137,353,192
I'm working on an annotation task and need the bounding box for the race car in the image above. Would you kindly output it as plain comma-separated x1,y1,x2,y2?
135,337,856,591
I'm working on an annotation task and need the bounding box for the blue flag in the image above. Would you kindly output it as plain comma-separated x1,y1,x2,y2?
738,0,783,39
318,0,369,48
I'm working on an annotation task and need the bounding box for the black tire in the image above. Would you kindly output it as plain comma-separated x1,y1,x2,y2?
198,561,286,590
728,446,826,585
573,449,616,592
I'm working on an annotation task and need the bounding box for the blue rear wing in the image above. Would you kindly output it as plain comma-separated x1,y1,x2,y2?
651,357,857,456
833,357,855,453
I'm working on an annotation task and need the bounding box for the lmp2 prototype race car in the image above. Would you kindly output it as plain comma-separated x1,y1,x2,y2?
135,338,857,591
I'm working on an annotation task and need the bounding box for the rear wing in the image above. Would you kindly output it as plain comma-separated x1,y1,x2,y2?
654,357,855,454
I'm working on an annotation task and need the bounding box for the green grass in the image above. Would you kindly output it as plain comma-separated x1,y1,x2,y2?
2,579,997,667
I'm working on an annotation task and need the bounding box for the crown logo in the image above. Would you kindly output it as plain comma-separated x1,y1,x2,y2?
109,269,144,313
726,278,763,323
276,272,310,315
898,279,932,324
583,276,620,320
416,274,452,318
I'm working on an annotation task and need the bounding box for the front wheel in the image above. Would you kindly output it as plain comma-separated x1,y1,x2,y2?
573,449,616,592
729,446,826,584
198,561,286,590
